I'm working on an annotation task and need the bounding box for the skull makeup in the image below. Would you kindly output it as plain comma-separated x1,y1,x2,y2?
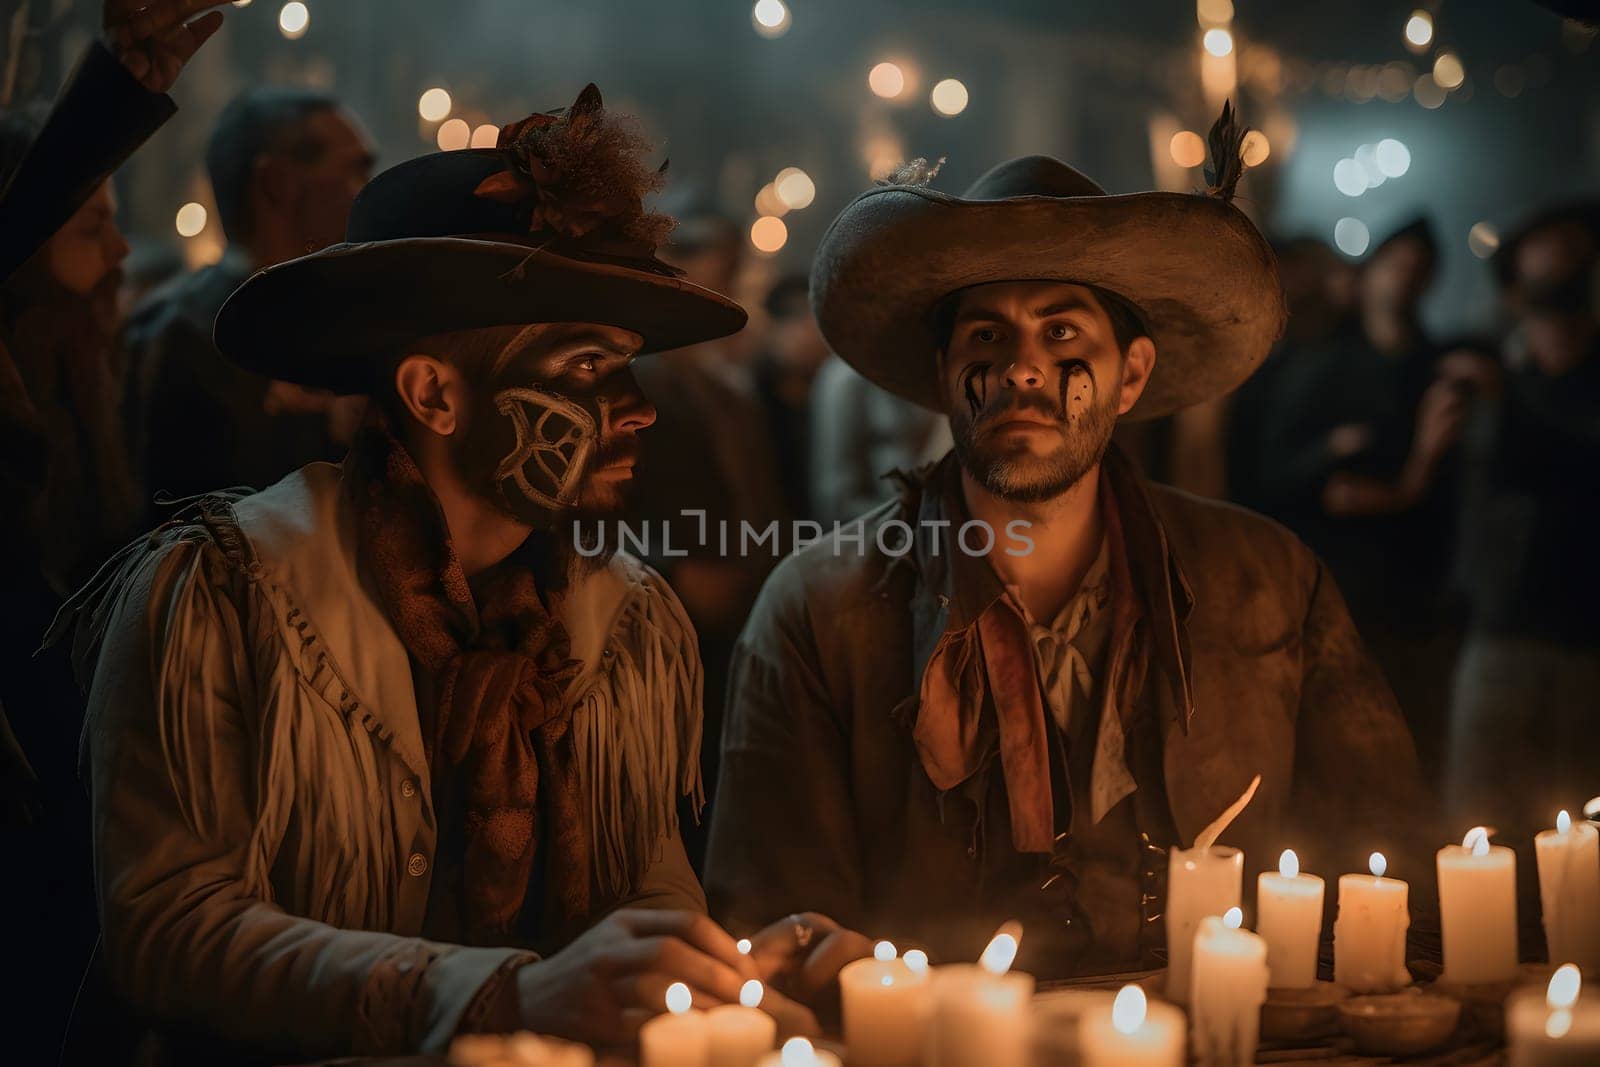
492,386,608,512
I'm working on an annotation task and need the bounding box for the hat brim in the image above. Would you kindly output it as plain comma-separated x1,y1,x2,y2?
809,186,1285,420
215,237,748,394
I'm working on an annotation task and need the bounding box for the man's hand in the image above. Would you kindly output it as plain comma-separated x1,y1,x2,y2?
104,0,230,94
748,912,876,1008
514,909,763,1046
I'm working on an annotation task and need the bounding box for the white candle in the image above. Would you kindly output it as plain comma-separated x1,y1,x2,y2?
1439,826,1519,984
1166,845,1244,1004
1257,849,1325,989
640,982,708,1067
927,924,1034,1067
1334,850,1412,993
1189,907,1270,1067
1535,811,1600,973
707,980,777,1067
838,942,931,1067
1506,964,1600,1066
754,1037,842,1067
1078,984,1186,1067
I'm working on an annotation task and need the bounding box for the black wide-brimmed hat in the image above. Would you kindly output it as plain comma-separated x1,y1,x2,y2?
809,107,1285,420
216,86,746,394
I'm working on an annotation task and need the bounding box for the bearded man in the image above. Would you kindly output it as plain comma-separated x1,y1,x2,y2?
58,88,792,1063
705,124,1440,979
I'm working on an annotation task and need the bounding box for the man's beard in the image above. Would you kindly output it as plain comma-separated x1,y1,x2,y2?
950,363,1120,503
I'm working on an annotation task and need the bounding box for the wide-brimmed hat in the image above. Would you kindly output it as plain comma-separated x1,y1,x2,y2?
216,85,746,394
809,108,1285,420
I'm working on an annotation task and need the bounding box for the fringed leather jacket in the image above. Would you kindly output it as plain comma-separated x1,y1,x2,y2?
60,463,704,1063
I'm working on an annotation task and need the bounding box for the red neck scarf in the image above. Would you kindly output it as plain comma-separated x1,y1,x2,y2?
345,414,588,943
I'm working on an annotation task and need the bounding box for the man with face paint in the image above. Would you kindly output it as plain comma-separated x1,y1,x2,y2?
707,116,1441,981
53,88,820,1061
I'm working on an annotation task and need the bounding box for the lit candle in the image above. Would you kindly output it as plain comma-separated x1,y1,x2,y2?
754,1037,842,1067
1334,851,1412,993
1257,849,1325,989
640,982,708,1067
838,941,931,1067
706,979,777,1067
927,923,1034,1067
1535,811,1600,973
1078,984,1186,1067
1506,964,1600,1066
1166,845,1244,1003
1189,907,1270,1067
1438,826,1519,984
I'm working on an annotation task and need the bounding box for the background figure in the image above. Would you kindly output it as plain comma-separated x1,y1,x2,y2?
626,206,788,869
1446,202,1600,852
753,274,830,521
1248,217,1467,781
123,87,374,514
809,354,953,526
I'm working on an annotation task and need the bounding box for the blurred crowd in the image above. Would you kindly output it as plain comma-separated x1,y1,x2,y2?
3,60,1598,1057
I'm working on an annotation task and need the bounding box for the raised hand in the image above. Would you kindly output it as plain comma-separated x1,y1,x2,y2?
103,0,230,94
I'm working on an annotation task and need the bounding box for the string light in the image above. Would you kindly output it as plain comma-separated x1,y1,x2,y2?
278,1,308,39
436,118,470,151
751,0,791,38
930,78,968,116
470,124,499,148
1203,28,1234,57
1404,10,1433,51
868,61,906,99
1433,52,1465,90
774,167,816,209
1169,131,1205,168
418,88,452,122
175,202,207,238
751,215,788,254
1334,217,1370,257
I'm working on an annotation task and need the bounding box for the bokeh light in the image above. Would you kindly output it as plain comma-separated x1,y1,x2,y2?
436,118,470,151
1404,10,1433,50
1196,0,1233,26
750,215,788,254
1433,52,1465,90
930,78,969,116
752,0,791,38
470,123,499,148
754,182,789,217
278,1,309,39
1414,73,1447,109
775,167,816,209
1241,130,1270,166
1468,221,1500,259
1375,138,1411,177
1333,158,1368,197
868,62,906,99
1335,217,1371,257
175,202,208,238
418,87,452,122
1354,144,1385,188
1203,28,1234,57
1170,130,1205,168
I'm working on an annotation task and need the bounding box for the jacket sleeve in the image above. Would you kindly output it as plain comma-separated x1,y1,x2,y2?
83,537,531,1059
703,571,867,933
0,41,175,284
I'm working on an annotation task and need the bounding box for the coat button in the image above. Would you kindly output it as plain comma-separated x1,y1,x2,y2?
400,779,417,798
407,853,429,877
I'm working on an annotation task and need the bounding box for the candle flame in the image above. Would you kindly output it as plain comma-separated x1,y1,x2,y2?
979,921,1022,976
736,938,752,955
1585,796,1600,820
1223,906,1244,930
780,1037,816,1067
1557,810,1573,834
904,949,929,974
1112,984,1148,1035
1549,964,1582,1010
1279,849,1299,878
1546,1008,1574,1040
874,940,896,962
1369,852,1388,878
1462,826,1491,856
665,981,692,1015
740,979,764,1009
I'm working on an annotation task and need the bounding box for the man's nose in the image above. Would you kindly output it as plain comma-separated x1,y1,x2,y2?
608,373,657,433
1001,354,1047,391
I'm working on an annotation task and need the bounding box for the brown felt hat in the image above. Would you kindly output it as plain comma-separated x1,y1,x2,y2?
808,152,1286,420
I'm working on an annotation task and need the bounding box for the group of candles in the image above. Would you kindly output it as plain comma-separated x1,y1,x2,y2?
639,809,1600,1067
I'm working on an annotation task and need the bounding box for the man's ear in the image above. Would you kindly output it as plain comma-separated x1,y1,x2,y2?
1117,336,1157,416
393,354,465,437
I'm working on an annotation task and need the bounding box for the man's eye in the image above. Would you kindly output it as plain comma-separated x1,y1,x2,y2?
1047,323,1077,341
576,356,599,373
974,328,999,343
